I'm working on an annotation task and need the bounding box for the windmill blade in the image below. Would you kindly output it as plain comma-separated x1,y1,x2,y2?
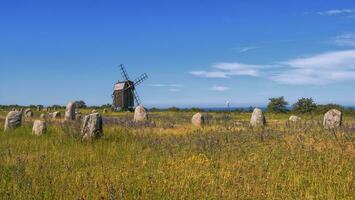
123,73,148,91
133,73,148,87
119,64,130,81
133,90,141,106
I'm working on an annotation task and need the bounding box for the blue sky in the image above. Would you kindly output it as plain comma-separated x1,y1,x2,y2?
1,0,355,107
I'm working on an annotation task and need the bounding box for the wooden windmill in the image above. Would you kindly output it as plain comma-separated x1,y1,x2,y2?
112,64,148,111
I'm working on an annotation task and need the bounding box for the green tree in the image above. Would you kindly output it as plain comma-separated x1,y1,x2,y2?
74,100,87,108
267,96,288,113
292,98,317,114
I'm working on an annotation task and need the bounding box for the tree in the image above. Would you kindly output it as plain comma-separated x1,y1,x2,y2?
292,98,317,114
74,100,87,108
267,96,288,113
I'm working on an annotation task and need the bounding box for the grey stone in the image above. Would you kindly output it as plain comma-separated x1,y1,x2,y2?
250,108,266,127
323,109,342,129
191,112,205,127
134,105,148,122
52,111,61,119
81,113,103,140
64,101,76,121
4,111,22,130
40,113,46,119
24,108,33,118
289,115,301,123
32,120,46,136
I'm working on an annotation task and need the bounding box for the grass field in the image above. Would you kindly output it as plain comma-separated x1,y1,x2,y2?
0,110,354,199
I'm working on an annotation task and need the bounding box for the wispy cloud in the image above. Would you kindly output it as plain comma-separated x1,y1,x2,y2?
150,84,184,87
191,49,355,85
168,88,181,92
317,9,355,16
209,85,230,91
271,50,355,85
239,46,262,53
190,62,261,78
332,33,355,47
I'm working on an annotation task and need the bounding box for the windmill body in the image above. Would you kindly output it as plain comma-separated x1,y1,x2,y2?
112,65,148,111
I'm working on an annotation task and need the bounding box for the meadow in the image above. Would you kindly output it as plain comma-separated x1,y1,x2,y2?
0,110,354,199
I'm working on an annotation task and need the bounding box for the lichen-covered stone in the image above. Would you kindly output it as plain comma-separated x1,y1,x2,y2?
4,111,22,130
64,101,76,121
134,106,148,122
323,109,342,129
250,108,266,127
191,112,205,127
81,113,103,140
32,120,46,136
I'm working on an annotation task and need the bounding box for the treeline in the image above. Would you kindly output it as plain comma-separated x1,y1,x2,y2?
1,97,354,115
266,97,355,115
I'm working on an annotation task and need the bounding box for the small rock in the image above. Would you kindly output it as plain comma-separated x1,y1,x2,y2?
52,111,61,119
323,109,342,129
4,111,22,130
91,109,97,114
64,101,76,121
250,108,266,127
40,113,46,119
81,113,103,140
289,115,301,123
134,105,148,122
24,108,33,118
32,120,46,136
191,112,205,127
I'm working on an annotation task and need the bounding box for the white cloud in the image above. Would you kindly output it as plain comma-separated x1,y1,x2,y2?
209,85,230,91
189,70,229,78
332,33,355,47
317,9,355,16
150,84,184,87
190,62,261,78
271,50,355,85
239,46,261,53
168,88,181,92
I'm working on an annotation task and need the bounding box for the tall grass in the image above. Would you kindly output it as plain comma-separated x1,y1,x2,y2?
0,112,354,199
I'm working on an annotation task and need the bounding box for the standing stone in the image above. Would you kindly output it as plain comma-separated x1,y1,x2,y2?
191,112,205,127
52,111,61,119
4,111,22,130
250,108,266,127
24,108,33,118
103,108,107,113
36,106,42,111
64,101,76,121
32,120,46,136
289,115,301,123
81,113,103,140
323,109,342,129
40,113,47,119
134,105,148,122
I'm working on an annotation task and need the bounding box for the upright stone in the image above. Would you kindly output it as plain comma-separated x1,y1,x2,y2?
323,109,342,129
32,120,46,136
52,111,61,119
40,113,47,119
64,101,76,121
134,105,148,122
289,115,301,123
24,108,33,118
81,113,103,140
4,111,22,130
250,108,266,127
191,112,205,127
103,108,107,113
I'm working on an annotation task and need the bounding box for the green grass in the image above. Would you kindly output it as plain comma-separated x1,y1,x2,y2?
0,111,354,199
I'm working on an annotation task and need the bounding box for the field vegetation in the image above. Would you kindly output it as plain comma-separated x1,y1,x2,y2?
0,109,354,199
